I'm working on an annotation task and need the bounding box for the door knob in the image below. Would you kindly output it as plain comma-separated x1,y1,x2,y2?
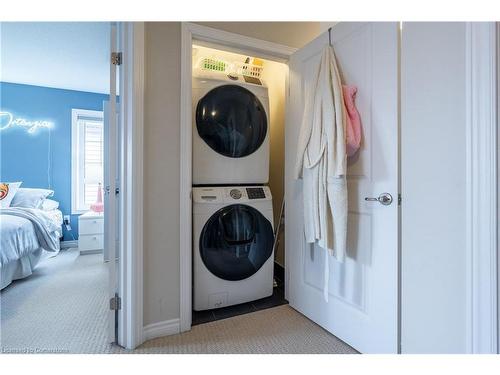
365,193,393,206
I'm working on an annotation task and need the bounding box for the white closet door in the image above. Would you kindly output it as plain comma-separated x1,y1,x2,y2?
285,22,400,353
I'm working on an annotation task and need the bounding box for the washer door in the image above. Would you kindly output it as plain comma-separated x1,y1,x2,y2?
196,85,267,158
199,204,274,281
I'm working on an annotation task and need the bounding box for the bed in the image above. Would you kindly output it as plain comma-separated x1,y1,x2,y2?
0,207,63,289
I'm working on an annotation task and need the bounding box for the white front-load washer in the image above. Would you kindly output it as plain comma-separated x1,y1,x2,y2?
192,71,270,185
193,186,274,311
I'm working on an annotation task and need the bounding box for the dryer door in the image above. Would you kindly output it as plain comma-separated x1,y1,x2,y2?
196,85,267,158
199,204,273,281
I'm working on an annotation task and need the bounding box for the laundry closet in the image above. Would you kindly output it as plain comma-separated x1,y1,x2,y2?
183,22,399,353
190,44,288,320
187,28,372,331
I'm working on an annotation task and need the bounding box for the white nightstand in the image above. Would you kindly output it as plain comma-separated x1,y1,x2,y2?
78,211,104,255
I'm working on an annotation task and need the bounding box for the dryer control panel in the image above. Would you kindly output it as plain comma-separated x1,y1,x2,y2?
193,186,272,203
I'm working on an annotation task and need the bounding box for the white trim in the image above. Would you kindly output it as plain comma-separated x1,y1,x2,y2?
71,108,104,215
143,319,180,342
179,22,297,333
118,22,145,350
497,22,500,354
187,23,296,63
60,240,78,249
465,22,498,354
107,23,118,343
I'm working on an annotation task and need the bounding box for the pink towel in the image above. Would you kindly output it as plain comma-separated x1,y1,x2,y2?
342,85,362,157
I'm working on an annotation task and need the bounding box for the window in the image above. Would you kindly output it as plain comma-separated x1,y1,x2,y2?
72,109,104,214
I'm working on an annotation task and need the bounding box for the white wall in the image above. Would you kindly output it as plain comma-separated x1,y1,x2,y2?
401,22,467,353
143,22,322,328
144,22,182,327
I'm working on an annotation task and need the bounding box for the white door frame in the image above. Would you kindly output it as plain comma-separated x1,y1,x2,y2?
108,22,118,343
178,22,499,353
179,22,296,332
116,21,145,349
464,22,498,354
498,22,500,354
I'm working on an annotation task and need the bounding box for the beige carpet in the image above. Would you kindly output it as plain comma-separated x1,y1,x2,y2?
1,249,356,354
132,305,357,354
1,249,110,354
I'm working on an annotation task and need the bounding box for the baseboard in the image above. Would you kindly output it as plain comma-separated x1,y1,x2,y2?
60,240,78,249
143,318,180,342
79,249,103,256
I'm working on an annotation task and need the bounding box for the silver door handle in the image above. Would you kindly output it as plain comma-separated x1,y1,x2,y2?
365,193,393,206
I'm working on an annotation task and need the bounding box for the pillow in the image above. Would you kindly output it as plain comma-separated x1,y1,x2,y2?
0,182,22,208
41,198,60,211
10,187,54,209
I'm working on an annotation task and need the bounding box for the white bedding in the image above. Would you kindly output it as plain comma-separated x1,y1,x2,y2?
44,208,63,237
0,207,62,288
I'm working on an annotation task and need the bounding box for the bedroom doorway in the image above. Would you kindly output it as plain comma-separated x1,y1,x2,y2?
0,21,135,353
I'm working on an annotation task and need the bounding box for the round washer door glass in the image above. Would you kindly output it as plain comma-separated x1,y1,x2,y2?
199,204,274,281
196,85,267,158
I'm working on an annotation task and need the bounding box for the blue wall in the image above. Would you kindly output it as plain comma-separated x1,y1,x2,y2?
0,82,108,240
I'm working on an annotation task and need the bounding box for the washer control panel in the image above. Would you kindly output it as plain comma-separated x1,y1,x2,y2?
223,186,270,202
193,186,271,203
246,187,266,200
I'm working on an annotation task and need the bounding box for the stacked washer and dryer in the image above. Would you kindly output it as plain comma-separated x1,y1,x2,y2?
192,68,275,311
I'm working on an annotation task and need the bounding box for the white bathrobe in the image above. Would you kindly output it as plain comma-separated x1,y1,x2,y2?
294,46,348,299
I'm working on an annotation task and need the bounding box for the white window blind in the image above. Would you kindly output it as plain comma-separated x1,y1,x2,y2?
83,120,104,206
72,109,104,213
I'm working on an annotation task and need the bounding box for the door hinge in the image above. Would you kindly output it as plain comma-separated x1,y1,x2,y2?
111,52,122,66
110,295,122,311
398,193,402,206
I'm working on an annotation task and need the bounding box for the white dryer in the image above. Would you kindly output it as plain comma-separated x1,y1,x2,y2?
193,186,274,311
192,71,270,185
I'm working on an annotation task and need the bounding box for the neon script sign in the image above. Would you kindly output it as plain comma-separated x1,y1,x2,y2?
0,111,53,134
